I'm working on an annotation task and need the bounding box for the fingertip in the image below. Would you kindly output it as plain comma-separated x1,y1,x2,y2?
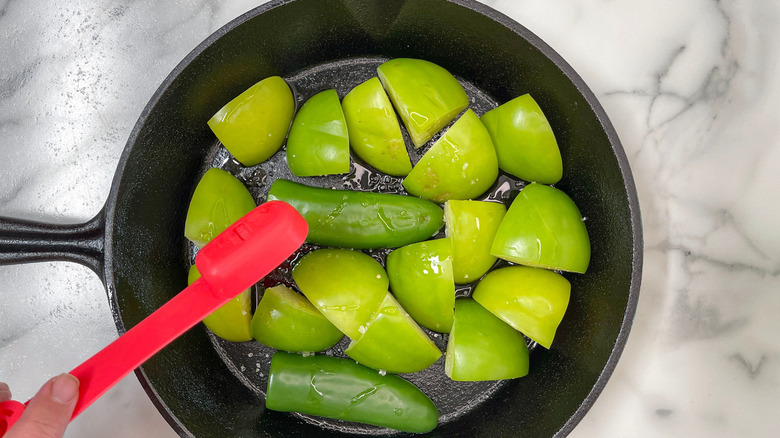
51,374,79,405
5,375,79,438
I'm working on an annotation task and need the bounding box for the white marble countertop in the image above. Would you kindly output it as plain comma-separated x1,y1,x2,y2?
1,1,778,437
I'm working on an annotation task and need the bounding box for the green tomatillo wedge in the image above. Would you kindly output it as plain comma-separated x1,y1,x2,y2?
386,238,454,332
445,299,529,381
403,110,498,202
208,76,294,166
444,200,506,284
377,58,468,148
286,89,350,176
267,352,439,434
188,266,252,342
292,249,387,340
345,293,441,374
251,285,343,352
184,168,256,248
473,266,570,349
491,183,591,273
481,94,562,184
342,77,412,176
268,179,443,249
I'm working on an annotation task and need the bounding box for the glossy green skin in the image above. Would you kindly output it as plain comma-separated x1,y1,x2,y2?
473,266,570,349
481,94,563,184
403,110,498,202
292,249,388,340
188,266,252,342
445,299,529,381
377,58,468,148
266,352,439,434
251,285,343,352
386,238,454,332
208,76,294,166
286,89,350,176
184,168,256,248
345,293,442,374
268,179,444,249
342,77,412,176
491,183,591,273
444,200,506,284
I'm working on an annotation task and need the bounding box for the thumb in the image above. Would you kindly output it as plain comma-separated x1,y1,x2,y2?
6,374,79,438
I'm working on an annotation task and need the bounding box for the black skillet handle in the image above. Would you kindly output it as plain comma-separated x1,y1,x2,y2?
0,209,105,276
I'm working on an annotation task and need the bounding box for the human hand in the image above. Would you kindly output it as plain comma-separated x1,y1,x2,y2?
1,374,79,438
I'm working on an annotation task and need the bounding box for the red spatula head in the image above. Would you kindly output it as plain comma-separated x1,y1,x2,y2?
196,200,307,298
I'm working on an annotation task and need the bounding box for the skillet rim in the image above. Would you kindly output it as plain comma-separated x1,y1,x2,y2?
101,0,643,436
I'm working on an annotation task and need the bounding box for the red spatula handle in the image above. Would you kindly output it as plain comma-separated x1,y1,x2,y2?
69,277,218,417
0,201,307,434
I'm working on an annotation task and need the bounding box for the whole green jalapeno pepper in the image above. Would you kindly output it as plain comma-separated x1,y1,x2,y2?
267,179,444,249
266,352,439,434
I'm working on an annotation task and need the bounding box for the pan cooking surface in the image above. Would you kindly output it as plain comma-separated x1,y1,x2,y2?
187,56,536,434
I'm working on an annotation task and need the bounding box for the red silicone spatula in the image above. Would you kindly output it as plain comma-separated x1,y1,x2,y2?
0,200,308,435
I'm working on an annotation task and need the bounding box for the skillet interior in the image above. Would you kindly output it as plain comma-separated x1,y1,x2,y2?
104,0,641,437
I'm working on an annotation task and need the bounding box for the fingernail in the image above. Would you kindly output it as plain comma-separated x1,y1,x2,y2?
50,374,79,404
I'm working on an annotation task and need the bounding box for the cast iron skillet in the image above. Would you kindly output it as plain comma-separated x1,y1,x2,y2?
0,0,642,437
